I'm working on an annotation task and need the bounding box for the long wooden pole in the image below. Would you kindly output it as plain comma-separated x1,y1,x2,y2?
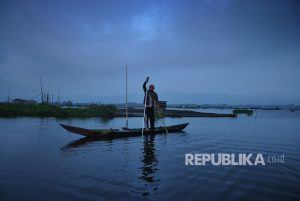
125,64,128,128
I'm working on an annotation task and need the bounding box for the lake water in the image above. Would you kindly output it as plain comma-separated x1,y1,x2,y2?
1,110,300,201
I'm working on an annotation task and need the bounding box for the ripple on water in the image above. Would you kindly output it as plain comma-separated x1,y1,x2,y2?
1,116,300,201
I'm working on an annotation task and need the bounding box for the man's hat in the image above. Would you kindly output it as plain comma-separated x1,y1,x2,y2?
149,84,155,90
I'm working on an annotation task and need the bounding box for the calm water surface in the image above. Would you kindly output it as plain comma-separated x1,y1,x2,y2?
0,110,300,201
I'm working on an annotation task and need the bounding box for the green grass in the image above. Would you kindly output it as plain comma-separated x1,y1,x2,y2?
232,108,254,116
0,103,117,118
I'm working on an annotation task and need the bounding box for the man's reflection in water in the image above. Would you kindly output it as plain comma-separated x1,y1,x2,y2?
139,135,159,196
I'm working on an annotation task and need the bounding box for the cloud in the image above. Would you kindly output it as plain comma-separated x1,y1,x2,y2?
0,0,300,104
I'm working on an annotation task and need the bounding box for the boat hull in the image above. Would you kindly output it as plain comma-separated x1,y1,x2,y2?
60,123,189,139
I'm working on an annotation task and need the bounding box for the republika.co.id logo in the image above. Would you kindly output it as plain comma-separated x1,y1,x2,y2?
185,153,285,166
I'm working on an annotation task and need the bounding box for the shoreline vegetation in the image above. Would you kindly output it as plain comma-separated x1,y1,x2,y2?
233,109,254,116
0,103,117,118
0,102,297,118
0,103,238,118
117,108,237,118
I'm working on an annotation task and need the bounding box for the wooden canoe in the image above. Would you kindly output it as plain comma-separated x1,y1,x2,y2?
60,123,189,139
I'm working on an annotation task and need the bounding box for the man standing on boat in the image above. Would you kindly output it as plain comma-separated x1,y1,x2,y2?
143,77,158,130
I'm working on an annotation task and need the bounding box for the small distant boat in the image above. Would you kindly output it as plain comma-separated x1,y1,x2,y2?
60,123,189,139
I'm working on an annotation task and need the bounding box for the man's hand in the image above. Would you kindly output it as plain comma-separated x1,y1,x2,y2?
145,76,149,83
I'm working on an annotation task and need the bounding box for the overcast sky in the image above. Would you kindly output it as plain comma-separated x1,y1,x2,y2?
1,0,299,104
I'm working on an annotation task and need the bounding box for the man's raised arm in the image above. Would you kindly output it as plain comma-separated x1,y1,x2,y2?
143,77,149,93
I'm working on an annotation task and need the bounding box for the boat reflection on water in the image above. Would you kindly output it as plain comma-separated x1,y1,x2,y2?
61,137,108,149
139,135,159,196
61,135,160,196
